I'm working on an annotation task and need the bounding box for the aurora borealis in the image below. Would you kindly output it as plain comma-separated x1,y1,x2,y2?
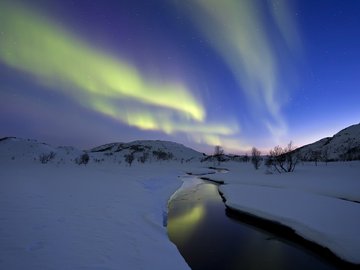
1,0,359,153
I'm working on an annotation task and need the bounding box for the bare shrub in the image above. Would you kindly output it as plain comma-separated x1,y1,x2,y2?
214,145,224,165
268,141,298,173
251,147,261,170
124,153,135,166
75,153,90,165
310,150,322,166
39,152,56,164
138,152,149,163
242,153,250,162
152,150,173,161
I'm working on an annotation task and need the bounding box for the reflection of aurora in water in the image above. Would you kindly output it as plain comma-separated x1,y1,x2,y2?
167,204,204,243
167,177,337,270
168,180,219,244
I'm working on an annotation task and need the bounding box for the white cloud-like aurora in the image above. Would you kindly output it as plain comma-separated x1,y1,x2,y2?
177,0,301,143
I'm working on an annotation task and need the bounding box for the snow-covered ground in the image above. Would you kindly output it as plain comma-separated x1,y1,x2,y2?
203,162,360,265
0,158,194,269
2,137,360,267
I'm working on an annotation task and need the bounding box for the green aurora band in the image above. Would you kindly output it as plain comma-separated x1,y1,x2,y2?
0,3,244,149
0,4,203,121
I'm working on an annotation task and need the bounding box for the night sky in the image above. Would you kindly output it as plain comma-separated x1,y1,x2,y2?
1,0,359,153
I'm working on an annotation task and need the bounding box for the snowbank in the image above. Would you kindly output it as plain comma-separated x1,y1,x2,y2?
208,162,360,202
0,161,190,269
216,162,360,264
220,184,360,264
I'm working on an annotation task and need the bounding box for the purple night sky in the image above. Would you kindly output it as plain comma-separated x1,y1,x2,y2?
1,0,359,153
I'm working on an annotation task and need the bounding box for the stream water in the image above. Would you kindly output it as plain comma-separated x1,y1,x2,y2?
167,176,338,270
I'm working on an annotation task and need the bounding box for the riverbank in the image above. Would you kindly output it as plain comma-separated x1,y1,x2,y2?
203,161,360,266
168,175,342,270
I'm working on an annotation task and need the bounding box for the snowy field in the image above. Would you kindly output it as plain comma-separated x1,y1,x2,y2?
1,137,360,267
205,161,360,265
0,159,193,269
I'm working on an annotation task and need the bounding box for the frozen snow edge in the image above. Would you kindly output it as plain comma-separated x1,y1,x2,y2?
219,184,360,266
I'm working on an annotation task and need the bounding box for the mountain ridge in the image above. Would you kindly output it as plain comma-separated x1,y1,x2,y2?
0,137,205,164
2,122,360,164
295,123,360,161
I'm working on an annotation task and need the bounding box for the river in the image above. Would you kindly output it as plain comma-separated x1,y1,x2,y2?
167,176,338,270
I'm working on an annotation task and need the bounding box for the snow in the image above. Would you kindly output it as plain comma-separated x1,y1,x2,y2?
2,136,360,267
220,185,360,264
211,162,360,264
0,138,192,269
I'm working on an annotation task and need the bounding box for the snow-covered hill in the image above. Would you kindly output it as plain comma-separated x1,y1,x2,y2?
0,137,205,165
0,137,83,163
0,139,191,270
90,140,204,162
296,123,360,161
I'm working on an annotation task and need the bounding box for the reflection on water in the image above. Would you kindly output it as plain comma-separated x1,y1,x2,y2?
169,204,205,243
168,181,217,245
168,177,337,270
